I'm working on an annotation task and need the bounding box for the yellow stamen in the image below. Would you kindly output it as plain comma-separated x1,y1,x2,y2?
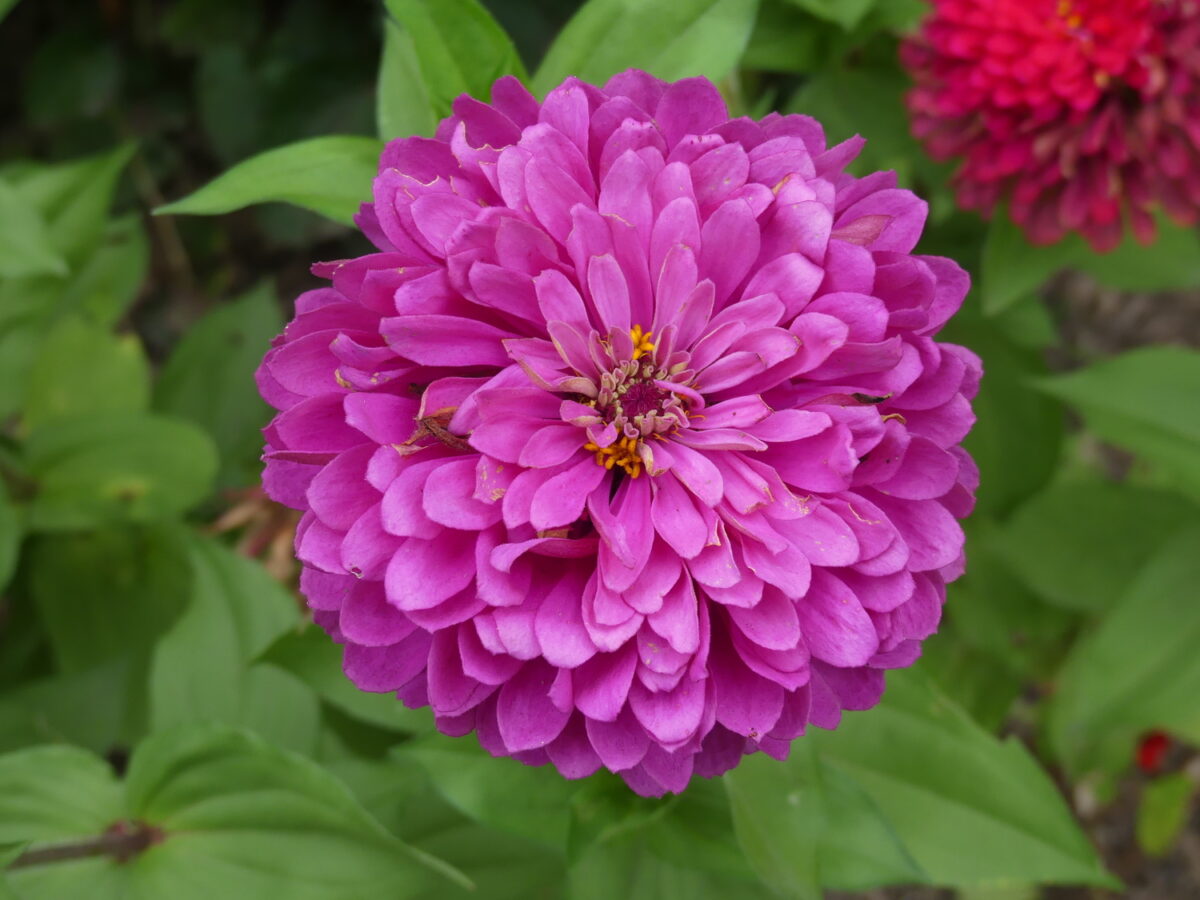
583,435,643,478
629,324,656,361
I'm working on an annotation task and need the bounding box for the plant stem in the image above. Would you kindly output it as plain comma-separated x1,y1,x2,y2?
8,822,163,870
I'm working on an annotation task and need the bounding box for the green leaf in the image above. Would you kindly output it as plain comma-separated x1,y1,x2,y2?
1049,528,1200,777
28,525,191,674
0,745,123,844
376,18,438,139
0,744,129,900
153,282,283,489
0,178,67,278
942,315,1063,517
568,832,760,900
148,535,318,755
742,1,828,74
1076,215,1200,292
24,413,218,531
59,214,149,327
994,480,1200,613
123,725,467,899
22,316,151,432
397,732,576,847
0,483,19,593
785,0,876,30
943,525,1075,680
641,780,757,880
981,211,1200,315
1035,346,1200,496
382,0,526,119
534,0,760,96
259,625,431,734
13,144,135,267
1,726,467,900
156,136,383,226
412,822,565,900
0,660,137,755
0,842,27,868
980,211,1079,316
726,743,922,897
1136,773,1195,858
741,671,1115,890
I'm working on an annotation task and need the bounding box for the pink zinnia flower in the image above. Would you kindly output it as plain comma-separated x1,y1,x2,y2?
902,0,1200,251
258,71,980,795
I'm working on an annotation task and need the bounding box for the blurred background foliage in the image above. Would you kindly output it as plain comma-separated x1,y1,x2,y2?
1,0,1199,898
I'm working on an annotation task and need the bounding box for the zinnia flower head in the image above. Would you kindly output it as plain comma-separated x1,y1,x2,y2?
902,0,1200,251
258,70,980,796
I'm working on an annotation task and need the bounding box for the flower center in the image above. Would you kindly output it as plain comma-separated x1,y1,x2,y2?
581,326,691,479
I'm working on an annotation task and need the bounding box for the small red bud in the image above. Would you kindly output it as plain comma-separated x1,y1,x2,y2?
1136,730,1171,774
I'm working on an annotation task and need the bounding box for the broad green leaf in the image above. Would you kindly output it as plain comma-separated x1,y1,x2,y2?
742,1,828,73
943,526,1075,679
726,742,922,897
397,733,576,847
917,627,1026,733
1136,773,1194,858
22,316,150,432
941,315,1063,517
383,0,525,118
0,745,123,843
3,725,466,900
28,525,190,674
412,822,566,900
153,282,283,489
0,483,19,592
980,211,1078,316
641,780,757,880
126,725,467,898
568,832,760,900
994,480,1200,613
328,755,558,900
566,780,762,899
0,660,136,755
534,0,760,95
1049,529,1200,777
259,625,431,734
788,64,955,219
13,144,135,267
868,0,929,30
59,213,149,327
0,744,129,900
1076,215,1200,292
759,671,1114,889
785,0,876,30
0,843,25,868
982,212,1200,315
149,535,318,755
1035,347,1200,496
0,178,66,278
376,18,438,139
24,413,218,531
0,279,60,419
156,136,383,226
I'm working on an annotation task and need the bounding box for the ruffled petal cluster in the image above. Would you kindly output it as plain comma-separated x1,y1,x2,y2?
903,0,1200,250
258,71,980,795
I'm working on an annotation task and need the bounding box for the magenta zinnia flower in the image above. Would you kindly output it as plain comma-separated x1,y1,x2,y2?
902,0,1200,251
258,71,980,795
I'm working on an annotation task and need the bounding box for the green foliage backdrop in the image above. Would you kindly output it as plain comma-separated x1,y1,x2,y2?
1,0,1198,897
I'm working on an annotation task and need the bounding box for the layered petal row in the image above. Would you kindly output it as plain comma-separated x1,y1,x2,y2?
259,70,980,795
